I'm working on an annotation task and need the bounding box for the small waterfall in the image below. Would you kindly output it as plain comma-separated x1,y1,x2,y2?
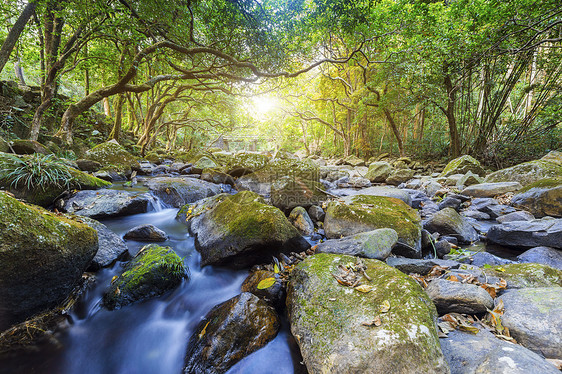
148,195,164,211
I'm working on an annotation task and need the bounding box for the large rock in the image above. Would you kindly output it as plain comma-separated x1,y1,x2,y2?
386,168,415,185
144,177,221,208
425,279,493,315
287,253,449,374
364,161,392,182
511,178,562,218
226,152,269,177
288,206,315,235
0,192,98,330
324,195,422,256
270,176,325,212
485,151,562,186
440,327,560,374
352,186,412,206
461,182,522,198
315,228,398,260
386,258,461,275
241,271,285,309
103,244,188,310
482,263,562,289
517,246,562,270
499,287,562,359
183,292,279,374
10,139,51,155
423,208,479,244
79,216,129,271
63,189,154,219
123,224,168,242
487,218,562,249
440,155,485,178
186,191,310,268
84,140,139,174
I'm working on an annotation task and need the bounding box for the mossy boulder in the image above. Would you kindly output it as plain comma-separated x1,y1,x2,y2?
485,151,562,186
0,192,98,330
324,195,422,256
315,228,398,260
511,178,562,218
386,168,415,185
201,168,235,186
0,136,10,153
440,155,485,178
270,176,326,212
192,156,218,173
364,161,392,183
226,152,269,177
10,139,52,155
344,154,365,167
144,176,221,208
103,244,188,310
423,208,479,244
287,253,449,374
482,263,562,289
84,140,139,175
188,191,310,268
183,292,280,374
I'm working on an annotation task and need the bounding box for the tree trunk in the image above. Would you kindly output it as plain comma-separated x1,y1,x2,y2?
103,97,112,117
108,94,125,141
383,109,405,157
443,72,460,157
0,1,36,74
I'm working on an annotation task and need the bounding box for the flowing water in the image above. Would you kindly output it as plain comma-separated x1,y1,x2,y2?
1,184,305,374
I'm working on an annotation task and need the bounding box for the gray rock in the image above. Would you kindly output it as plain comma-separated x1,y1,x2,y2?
435,239,452,258
482,204,516,219
438,197,462,211
470,252,512,267
440,326,560,374
424,208,479,243
440,155,485,178
425,180,443,197
288,207,315,235
470,197,498,211
63,189,154,219
511,179,562,218
517,247,562,270
499,287,562,359
364,161,392,182
461,210,491,220
461,182,523,198
496,210,535,223
76,159,102,172
351,186,412,206
386,168,415,185
456,171,484,188
386,257,461,275
144,177,221,208
123,224,168,242
307,205,325,222
425,278,494,314
79,217,129,270
347,176,371,188
485,152,562,186
287,254,449,374
487,218,562,249
315,228,398,260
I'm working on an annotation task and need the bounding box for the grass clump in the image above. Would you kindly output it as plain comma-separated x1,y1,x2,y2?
0,153,73,191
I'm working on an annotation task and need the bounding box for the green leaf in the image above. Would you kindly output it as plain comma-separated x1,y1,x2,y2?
257,277,276,289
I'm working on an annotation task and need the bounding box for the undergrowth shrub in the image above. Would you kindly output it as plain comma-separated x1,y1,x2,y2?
0,153,73,191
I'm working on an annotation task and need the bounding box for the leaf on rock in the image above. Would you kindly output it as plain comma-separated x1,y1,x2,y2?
198,321,210,339
379,300,391,313
362,316,382,327
257,277,276,289
355,284,373,293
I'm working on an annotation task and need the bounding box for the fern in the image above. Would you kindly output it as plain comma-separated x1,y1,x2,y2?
0,153,73,191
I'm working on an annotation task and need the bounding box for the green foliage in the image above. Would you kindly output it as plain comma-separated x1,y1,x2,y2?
0,153,73,191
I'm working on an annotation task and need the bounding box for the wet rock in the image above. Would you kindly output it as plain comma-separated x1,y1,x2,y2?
124,224,168,242
482,263,562,289
191,156,217,173
352,186,412,206
84,140,139,175
287,253,449,374
93,169,127,181
496,210,535,223
0,193,98,330
517,247,562,270
63,189,153,219
425,279,493,315
79,216,129,271
270,176,325,212
10,139,51,155
288,207,315,235
186,191,310,268
241,271,285,308
183,292,279,374
307,205,325,222
386,168,415,185
144,176,221,208
440,155,485,178
440,326,560,374
438,197,462,211
315,228,398,260
485,151,562,186
386,258,460,275
201,168,235,186
76,159,102,172
434,240,452,258
103,244,188,310
487,218,562,249
364,161,392,182
461,182,523,198
511,178,562,218
461,210,491,220
324,195,422,257
424,208,479,243
470,252,512,267
481,204,516,219
499,287,562,359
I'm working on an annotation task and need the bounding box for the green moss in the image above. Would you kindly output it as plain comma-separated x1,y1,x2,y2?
85,141,138,173
519,177,562,193
440,155,484,177
227,152,269,172
485,160,562,186
484,263,562,288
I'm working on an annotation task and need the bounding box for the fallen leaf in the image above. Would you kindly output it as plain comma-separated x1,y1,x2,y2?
447,275,459,282
362,316,382,327
257,277,276,289
379,300,391,313
274,264,280,274
459,324,479,334
198,321,210,339
355,285,373,293
111,275,118,284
